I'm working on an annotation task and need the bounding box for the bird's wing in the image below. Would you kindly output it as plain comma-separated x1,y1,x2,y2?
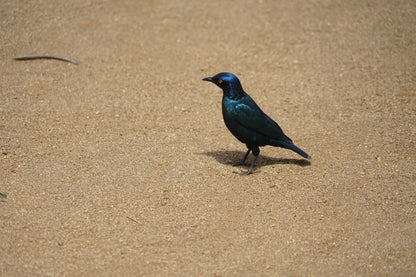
235,102,291,142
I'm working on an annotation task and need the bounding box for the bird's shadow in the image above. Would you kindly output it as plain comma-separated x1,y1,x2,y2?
200,150,311,169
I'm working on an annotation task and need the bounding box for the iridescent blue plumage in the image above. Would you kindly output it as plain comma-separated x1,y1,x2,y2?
203,72,310,174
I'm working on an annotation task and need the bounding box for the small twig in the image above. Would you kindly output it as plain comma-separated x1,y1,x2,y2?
126,216,140,224
0,192,7,202
14,55,78,65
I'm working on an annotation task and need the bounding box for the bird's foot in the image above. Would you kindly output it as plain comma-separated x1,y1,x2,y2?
233,149,251,166
233,168,254,175
233,156,257,175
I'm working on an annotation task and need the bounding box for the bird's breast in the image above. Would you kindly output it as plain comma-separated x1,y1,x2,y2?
221,97,253,144
221,97,240,122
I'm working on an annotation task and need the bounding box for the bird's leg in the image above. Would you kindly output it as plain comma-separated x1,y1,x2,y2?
233,148,251,166
237,147,260,175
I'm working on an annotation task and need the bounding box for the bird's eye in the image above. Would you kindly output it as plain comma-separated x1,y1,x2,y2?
218,79,223,84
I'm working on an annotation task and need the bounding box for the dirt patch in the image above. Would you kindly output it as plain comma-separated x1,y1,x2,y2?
1,0,415,275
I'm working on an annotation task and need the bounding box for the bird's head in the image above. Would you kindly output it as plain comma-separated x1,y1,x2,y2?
203,72,245,99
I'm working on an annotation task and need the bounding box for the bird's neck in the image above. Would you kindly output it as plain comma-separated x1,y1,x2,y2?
223,83,245,100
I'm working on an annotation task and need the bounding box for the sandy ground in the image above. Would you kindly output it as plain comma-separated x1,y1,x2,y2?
1,0,415,275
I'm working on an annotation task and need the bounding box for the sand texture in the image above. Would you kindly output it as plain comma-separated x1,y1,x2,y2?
1,0,415,275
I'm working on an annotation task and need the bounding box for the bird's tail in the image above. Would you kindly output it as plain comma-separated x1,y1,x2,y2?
271,140,311,159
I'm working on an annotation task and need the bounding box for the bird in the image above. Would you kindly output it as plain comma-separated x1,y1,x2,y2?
202,72,310,174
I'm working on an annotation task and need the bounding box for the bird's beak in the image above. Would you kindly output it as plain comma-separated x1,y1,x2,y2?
202,77,214,82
